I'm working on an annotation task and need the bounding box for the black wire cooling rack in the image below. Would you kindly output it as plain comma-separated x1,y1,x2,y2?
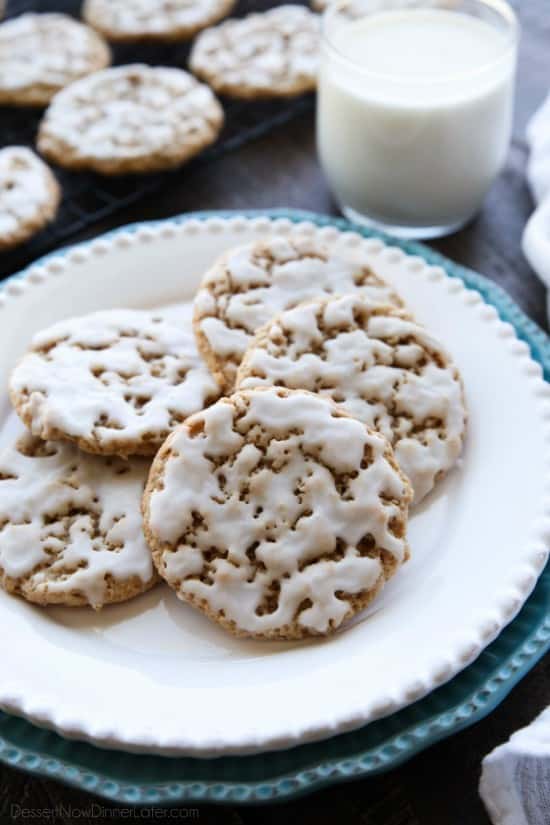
0,0,314,278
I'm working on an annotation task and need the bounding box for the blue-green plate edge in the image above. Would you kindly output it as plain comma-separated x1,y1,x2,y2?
0,208,548,806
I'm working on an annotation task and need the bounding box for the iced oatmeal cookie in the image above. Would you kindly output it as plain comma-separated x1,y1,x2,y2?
143,387,412,639
237,294,466,503
0,147,60,250
83,0,235,42
193,235,403,392
190,5,320,99
0,13,110,106
0,424,156,608
37,64,223,174
10,307,220,457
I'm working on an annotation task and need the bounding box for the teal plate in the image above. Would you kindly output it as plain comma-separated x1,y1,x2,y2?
0,209,549,806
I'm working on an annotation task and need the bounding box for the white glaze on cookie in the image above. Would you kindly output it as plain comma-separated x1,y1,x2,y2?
237,294,466,503
193,235,403,391
0,13,110,105
0,147,60,250
0,422,155,608
190,5,320,99
83,0,235,41
144,388,412,638
37,64,223,174
10,306,220,456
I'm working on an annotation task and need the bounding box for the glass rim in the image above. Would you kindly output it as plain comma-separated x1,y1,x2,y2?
321,0,519,85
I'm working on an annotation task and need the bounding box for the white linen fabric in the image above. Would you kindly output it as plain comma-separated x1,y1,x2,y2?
480,706,550,825
522,92,550,320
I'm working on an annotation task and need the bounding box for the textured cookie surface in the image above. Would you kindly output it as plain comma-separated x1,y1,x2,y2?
37,64,224,174
193,235,403,392
10,306,220,457
0,424,156,608
0,13,110,106
143,387,412,640
190,5,320,99
83,0,235,42
237,294,466,504
0,147,60,250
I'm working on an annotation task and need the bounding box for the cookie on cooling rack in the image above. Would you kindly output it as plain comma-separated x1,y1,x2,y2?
189,5,320,99
37,64,224,175
143,387,412,640
0,13,110,106
9,306,221,457
236,294,467,504
83,0,236,42
0,147,60,251
193,235,404,392
0,424,157,608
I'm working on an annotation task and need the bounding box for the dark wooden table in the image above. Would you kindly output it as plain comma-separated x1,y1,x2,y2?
1,2,549,823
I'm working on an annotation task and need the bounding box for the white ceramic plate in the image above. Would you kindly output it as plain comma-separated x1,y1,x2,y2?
0,214,549,757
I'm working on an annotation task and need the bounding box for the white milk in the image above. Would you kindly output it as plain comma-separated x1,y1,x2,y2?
317,8,517,234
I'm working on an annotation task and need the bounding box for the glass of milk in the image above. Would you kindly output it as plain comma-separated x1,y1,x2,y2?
317,0,518,238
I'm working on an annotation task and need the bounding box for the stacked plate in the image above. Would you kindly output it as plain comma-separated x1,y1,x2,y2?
0,210,549,804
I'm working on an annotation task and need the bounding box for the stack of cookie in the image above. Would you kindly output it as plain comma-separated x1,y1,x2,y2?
0,2,322,251
1,304,220,609
0,235,466,641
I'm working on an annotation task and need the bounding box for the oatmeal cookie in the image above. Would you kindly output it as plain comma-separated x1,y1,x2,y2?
0,147,60,250
37,64,223,174
0,13,110,106
193,235,404,392
143,387,412,639
83,0,235,42
0,424,156,608
10,307,220,457
237,294,466,503
190,5,319,99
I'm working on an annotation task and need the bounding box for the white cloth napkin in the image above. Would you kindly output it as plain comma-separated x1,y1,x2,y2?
480,91,550,825
522,92,550,321
479,706,550,825
483,95,550,825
